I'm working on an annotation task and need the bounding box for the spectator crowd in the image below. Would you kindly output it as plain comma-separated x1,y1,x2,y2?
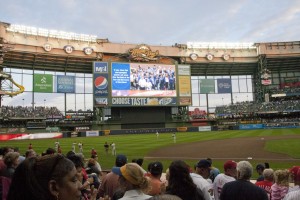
0,145,299,200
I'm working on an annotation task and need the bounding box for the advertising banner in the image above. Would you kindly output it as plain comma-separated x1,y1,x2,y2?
200,79,215,93
239,124,263,130
111,97,176,106
179,76,191,97
86,131,99,137
94,74,109,97
94,62,108,73
178,65,190,76
95,97,108,105
179,97,192,105
33,74,53,93
198,126,212,131
0,133,62,141
57,75,75,93
217,79,232,93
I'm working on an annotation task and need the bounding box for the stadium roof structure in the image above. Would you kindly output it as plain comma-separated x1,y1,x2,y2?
1,22,300,76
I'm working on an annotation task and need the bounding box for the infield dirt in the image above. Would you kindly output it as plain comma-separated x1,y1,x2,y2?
146,135,300,161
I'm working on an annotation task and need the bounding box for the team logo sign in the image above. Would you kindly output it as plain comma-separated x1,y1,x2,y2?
128,44,159,62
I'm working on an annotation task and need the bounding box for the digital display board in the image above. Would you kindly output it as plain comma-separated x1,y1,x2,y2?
93,62,192,107
111,62,176,97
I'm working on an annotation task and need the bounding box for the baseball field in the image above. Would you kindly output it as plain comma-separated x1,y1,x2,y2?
2,128,300,177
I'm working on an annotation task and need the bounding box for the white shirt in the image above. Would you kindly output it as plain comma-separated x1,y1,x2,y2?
190,173,213,200
119,189,152,200
283,188,300,200
111,143,116,150
213,173,235,200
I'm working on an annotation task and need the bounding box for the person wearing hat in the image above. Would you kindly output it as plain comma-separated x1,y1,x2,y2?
207,158,220,183
112,162,152,199
146,161,166,196
256,164,266,182
98,154,128,199
213,160,237,200
190,159,213,200
284,167,300,200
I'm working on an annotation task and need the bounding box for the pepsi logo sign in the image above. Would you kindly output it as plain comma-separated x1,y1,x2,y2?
94,76,108,89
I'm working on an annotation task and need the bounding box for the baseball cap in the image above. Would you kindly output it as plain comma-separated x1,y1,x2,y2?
196,159,211,168
289,166,300,176
112,163,145,185
150,161,163,176
115,154,127,167
224,160,237,170
256,164,265,170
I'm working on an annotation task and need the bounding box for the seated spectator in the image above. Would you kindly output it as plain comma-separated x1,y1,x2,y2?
85,158,101,189
220,161,268,200
67,153,94,200
146,161,165,195
112,162,152,199
190,159,212,200
271,169,290,200
136,158,144,167
7,154,88,200
288,166,300,192
255,168,274,199
166,160,204,200
284,167,300,200
0,152,20,178
148,194,183,200
90,154,102,176
98,154,127,199
213,160,237,200
25,149,37,158
207,158,220,183
256,164,266,182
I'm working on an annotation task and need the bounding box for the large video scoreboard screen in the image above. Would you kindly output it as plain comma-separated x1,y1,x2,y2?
93,62,191,107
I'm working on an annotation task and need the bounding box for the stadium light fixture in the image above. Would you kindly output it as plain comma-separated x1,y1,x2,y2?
7,24,97,42
187,42,256,49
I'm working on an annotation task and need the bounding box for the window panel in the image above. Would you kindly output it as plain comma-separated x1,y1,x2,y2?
85,78,93,93
192,79,199,93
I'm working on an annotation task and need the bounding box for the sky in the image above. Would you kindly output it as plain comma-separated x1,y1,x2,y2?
1,0,300,45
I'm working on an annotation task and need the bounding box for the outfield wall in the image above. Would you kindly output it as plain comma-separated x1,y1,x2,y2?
1,124,299,141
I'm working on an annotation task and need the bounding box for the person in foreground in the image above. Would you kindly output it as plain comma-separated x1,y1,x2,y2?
112,162,152,199
220,160,268,200
165,160,204,200
7,154,97,200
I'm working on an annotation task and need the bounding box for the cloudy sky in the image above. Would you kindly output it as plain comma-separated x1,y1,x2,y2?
1,0,300,45
1,0,300,110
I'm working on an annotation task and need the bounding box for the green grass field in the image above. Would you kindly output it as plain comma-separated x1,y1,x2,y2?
1,128,300,177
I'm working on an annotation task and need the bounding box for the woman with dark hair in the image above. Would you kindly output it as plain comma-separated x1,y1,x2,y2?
7,154,83,200
165,160,204,200
67,153,94,199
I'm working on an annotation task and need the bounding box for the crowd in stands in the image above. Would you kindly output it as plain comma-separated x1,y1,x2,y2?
215,100,300,117
0,106,63,118
1,145,300,200
267,87,300,96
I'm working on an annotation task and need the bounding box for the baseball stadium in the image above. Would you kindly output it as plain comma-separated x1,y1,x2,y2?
0,21,300,173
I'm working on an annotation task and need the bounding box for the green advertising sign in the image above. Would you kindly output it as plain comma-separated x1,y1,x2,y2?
200,79,215,94
33,74,53,92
